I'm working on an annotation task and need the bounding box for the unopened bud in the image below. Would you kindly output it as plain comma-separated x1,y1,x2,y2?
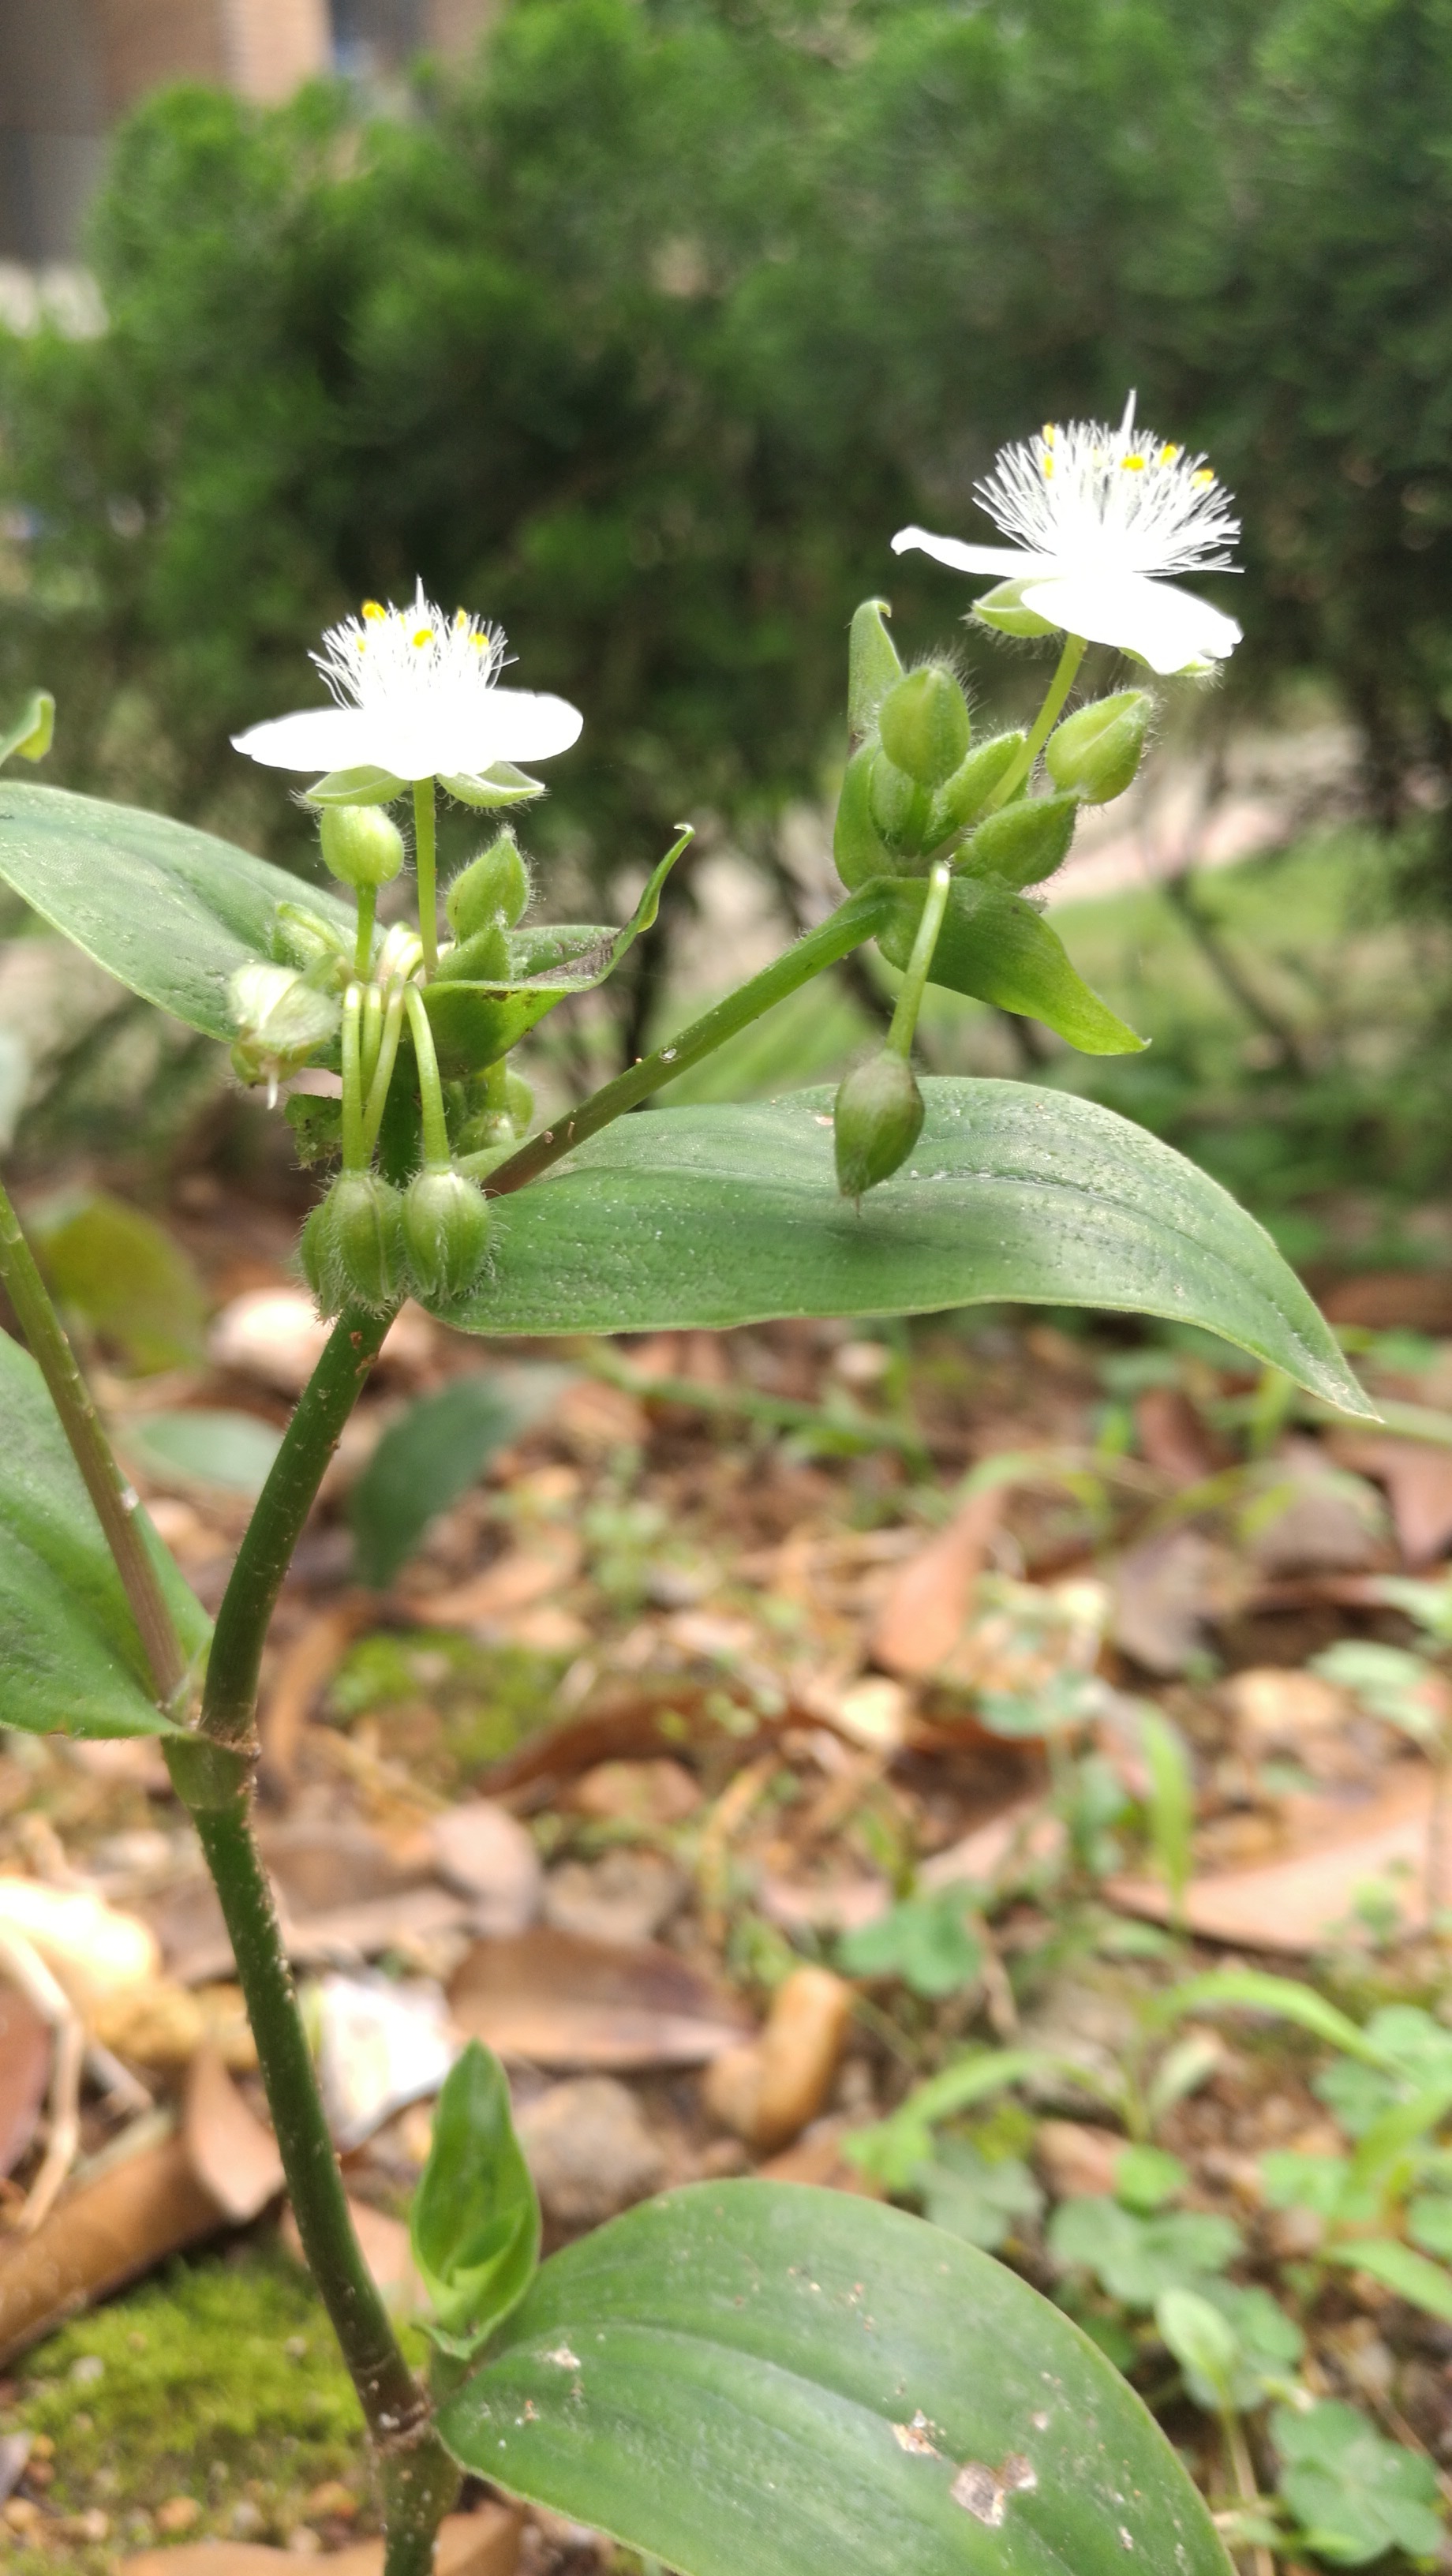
268,901,351,979
301,1170,406,1316
833,1050,924,1202
833,743,895,889
868,749,929,856
319,803,405,890
964,791,1080,891
1045,690,1151,803
230,962,339,1095
848,598,904,738
402,1166,492,1305
446,830,530,939
971,577,1057,638
456,1069,534,1157
878,665,971,789
926,731,1026,841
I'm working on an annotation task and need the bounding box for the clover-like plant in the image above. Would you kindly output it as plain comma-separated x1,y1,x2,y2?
0,409,1372,2575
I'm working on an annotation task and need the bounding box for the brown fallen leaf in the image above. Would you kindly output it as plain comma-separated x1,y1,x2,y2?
415,1533,582,1630
1338,1434,1452,1566
449,1926,749,2069
89,1979,257,2073
183,2050,283,2225
429,1801,543,1934
1320,1271,1452,1333
1248,1442,1387,1575
758,2116,885,2195
0,1977,51,2177
480,1683,773,1803
569,1758,702,1825
1111,1528,1229,1676
919,1799,1066,1895
1110,1766,1443,1951
0,2124,221,2366
260,1601,376,1786
1224,1666,1345,1753
120,2503,522,2576
1134,1385,1218,1487
870,1487,1004,1679
703,1966,852,2154
1035,2119,1125,2200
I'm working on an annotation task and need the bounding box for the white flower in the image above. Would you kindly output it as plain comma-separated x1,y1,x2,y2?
231,583,583,783
893,396,1241,677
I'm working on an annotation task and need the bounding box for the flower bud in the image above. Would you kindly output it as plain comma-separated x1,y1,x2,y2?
926,730,1026,841
1044,690,1151,803
446,830,530,940
971,577,1057,639
318,803,406,889
402,1166,492,1305
833,1050,924,1202
878,665,971,789
301,1170,406,1316
848,598,903,738
456,1070,533,1157
833,743,895,889
268,900,351,979
963,791,1080,891
229,961,340,1095
432,922,512,987
868,748,930,856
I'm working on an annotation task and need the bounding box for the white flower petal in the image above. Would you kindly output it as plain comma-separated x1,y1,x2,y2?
1018,571,1241,675
231,707,374,771
892,526,1053,579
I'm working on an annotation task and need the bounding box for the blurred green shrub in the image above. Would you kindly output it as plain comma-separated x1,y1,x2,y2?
4,0,1452,1002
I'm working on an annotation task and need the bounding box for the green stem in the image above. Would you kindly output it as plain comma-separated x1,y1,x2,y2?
0,1176,186,1705
405,986,451,1170
361,981,384,1098
192,1795,457,2558
361,985,406,1163
886,859,952,1058
354,884,376,983
985,631,1087,811
479,882,893,1200
198,1304,391,1749
413,779,438,976
341,983,365,1173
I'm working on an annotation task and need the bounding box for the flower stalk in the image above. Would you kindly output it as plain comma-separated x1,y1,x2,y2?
413,779,439,976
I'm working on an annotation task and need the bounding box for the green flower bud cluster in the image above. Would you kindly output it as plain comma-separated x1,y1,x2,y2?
835,604,1028,891
833,597,1154,906
301,1125,498,1319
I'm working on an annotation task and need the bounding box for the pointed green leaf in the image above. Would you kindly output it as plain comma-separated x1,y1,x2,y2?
0,781,354,1037
455,1082,1371,1417
880,878,1143,1054
436,2181,1231,2576
349,1364,572,1588
1323,2237,1452,2323
0,1327,209,1738
413,2042,541,2353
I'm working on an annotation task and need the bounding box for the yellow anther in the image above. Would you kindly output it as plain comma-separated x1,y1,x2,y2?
1121,453,1146,472
412,627,432,647
454,608,469,630
1159,444,1181,465
361,600,386,621
1042,422,1057,445
1191,468,1215,489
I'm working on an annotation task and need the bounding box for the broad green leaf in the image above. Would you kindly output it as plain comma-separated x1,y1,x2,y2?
1157,1970,1390,2065
0,781,354,1039
1048,2199,1240,2308
422,829,690,1076
31,1190,208,1372
412,2042,540,2354
349,1364,572,1588
1154,2286,1240,2412
120,1408,285,1499
437,2181,1231,2576
458,1083,1372,1418
1323,2236,1452,2323
1272,2400,1443,2566
0,1327,208,1738
878,878,1144,1054
1114,2145,1188,2214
